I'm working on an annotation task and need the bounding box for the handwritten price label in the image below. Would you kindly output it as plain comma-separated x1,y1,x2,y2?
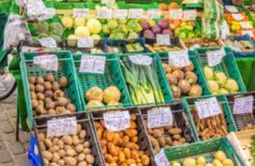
79,55,106,74
103,111,130,131
233,96,254,114
183,10,197,20
147,9,162,19
77,37,94,48
155,149,170,166
206,48,226,67
97,8,112,19
156,34,171,46
169,9,183,20
73,8,90,18
147,107,173,129
232,13,244,21
129,54,153,66
47,117,77,137
225,5,239,13
128,9,144,18
240,21,253,29
113,9,128,18
168,49,190,67
39,37,57,48
195,97,222,119
33,54,58,71
242,30,254,38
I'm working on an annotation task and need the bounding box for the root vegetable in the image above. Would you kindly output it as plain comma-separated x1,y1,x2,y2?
184,63,194,71
171,85,181,98
172,70,184,80
66,103,76,112
103,86,121,104
59,76,68,88
29,76,36,84
86,86,103,102
36,76,45,85
57,97,69,107
178,79,191,94
166,73,178,85
87,100,104,109
44,90,54,98
45,73,55,82
189,84,202,97
52,82,60,91
185,71,198,84
35,84,45,93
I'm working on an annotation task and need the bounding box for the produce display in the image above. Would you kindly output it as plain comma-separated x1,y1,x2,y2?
243,123,255,130
162,62,203,99
223,39,255,52
125,42,145,53
29,74,77,116
182,38,224,48
252,135,255,166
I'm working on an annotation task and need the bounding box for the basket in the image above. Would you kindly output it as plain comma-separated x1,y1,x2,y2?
183,95,238,141
103,39,126,53
73,53,132,110
181,38,225,49
20,51,84,129
226,92,255,131
196,47,247,93
159,49,210,99
140,102,196,154
90,107,156,165
30,112,104,166
122,38,148,54
163,137,245,166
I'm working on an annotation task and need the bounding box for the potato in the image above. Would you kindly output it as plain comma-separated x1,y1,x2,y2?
44,90,54,98
57,97,69,107
78,153,86,161
66,103,76,112
30,84,35,91
44,81,52,90
151,129,163,138
67,149,76,156
86,154,95,164
35,84,45,93
58,149,66,157
168,128,182,135
57,159,65,166
52,82,60,91
83,141,90,148
79,130,86,139
36,76,45,85
38,133,45,141
37,93,45,100
59,76,68,88
32,99,38,109
44,138,52,148
45,101,55,110
72,135,80,145
43,159,49,166
45,73,55,82
173,134,181,140
49,145,59,153
62,135,73,145
141,155,150,165
158,136,166,147
43,151,53,161
29,76,36,84
64,156,77,166
83,148,91,154
124,129,137,137
52,138,59,145
78,161,88,166
52,152,60,162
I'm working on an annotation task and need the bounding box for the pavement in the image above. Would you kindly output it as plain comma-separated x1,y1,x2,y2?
0,93,32,166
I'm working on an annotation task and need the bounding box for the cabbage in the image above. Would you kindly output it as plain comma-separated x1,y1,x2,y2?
74,26,90,38
33,22,49,35
102,25,110,34
107,19,118,30
86,18,102,34
224,78,239,92
74,18,86,28
61,16,73,29
49,22,64,37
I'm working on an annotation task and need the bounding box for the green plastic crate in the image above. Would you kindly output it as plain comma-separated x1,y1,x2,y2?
73,53,132,110
159,50,210,99
20,51,84,129
196,47,247,94
163,137,245,166
183,95,238,141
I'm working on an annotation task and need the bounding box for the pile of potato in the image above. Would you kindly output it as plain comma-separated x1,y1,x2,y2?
242,123,255,130
145,122,187,153
191,103,228,140
94,115,150,166
38,124,95,166
162,62,203,99
29,73,77,115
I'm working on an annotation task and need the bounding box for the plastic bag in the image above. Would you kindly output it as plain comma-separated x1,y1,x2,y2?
3,14,31,49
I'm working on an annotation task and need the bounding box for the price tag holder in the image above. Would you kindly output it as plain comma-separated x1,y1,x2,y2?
206,48,225,67
77,37,94,48
242,30,254,38
97,8,112,19
113,9,128,18
155,149,170,166
73,8,90,18
103,111,130,132
183,10,197,20
129,54,153,66
147,9,162,19
156,34,171,46
47,117,77,137
232,13,244,21
169,9,183,20
233,96,254,114
240,21,253,29
147,107,173,129
225,5,239,13
195,97,222,119
168,49,190,67
79,55,106,74
33,54,58,71
221,21,231,40
128,9,144,18
39,37,57,48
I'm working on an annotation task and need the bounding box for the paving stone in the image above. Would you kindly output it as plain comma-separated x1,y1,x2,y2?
0,141,6,150
16,153,31,166
1,162,15,166
0,151,13,163
0,112,8,121
1,121,14,134
9,142,25,155
2,133,16,143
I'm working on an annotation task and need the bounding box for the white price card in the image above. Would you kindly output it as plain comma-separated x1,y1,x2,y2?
33,54,58,71
128,9,144,18
147,9,162,19
103,111,130,131
77,37,94,48
240,21,253,29
73,8,90,18
195,97,222,119
225,5,239,13
37,8,56,21
113,9,128,18
79,55,106,74
47,117,77,137
169,9,183,20
206,48,226,67
242,30,254,38
155,149,170,166
232,13,244,21
156,34,171,46
233,96,254,114
183,10,197,20
39,37,57,48
96,8,112,19
129,54,153,66
147,107,173,129
221,21,231,40
168,49,190,67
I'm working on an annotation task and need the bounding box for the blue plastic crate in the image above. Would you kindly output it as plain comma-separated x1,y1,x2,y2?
28,135,42,166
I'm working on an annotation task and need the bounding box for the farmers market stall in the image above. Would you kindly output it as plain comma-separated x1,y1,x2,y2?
0,0,255,166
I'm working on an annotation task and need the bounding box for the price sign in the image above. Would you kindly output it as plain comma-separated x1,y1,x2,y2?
195,97,222,119
169,9,183,20
97,8,112,19
225,5,239,13
77,37,94,48
221,21,230,40
233,96,254,114
240,21,253,29
73,8,90,18
155,149,170,166
147,9,162,19
33,54,58,71
128,9,144,18
129,54,153,66
113,9,128,18
47,117,77,137
206,48,225,67
156,34,171,46
26,0,46,18
242,30,254,38
39,37,57,48
37,8,56,21
232,13,244,21
79,55,106,74
168,49,190,67
183,10,197,20
103,111,130,131
147,107,173,129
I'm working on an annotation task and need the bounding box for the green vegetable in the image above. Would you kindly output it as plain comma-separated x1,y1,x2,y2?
49,22,64,37
33,22,49,36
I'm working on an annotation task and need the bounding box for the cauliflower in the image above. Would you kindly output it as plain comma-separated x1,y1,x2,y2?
208,80,219,93
204,66,214,80
86,86,103,102
224,78,239,93
67,34,78,47
214,71,227,87
87,18,102,34
75,26,90,38
74,18,86,28
103,86,121,104
61,16,73,29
